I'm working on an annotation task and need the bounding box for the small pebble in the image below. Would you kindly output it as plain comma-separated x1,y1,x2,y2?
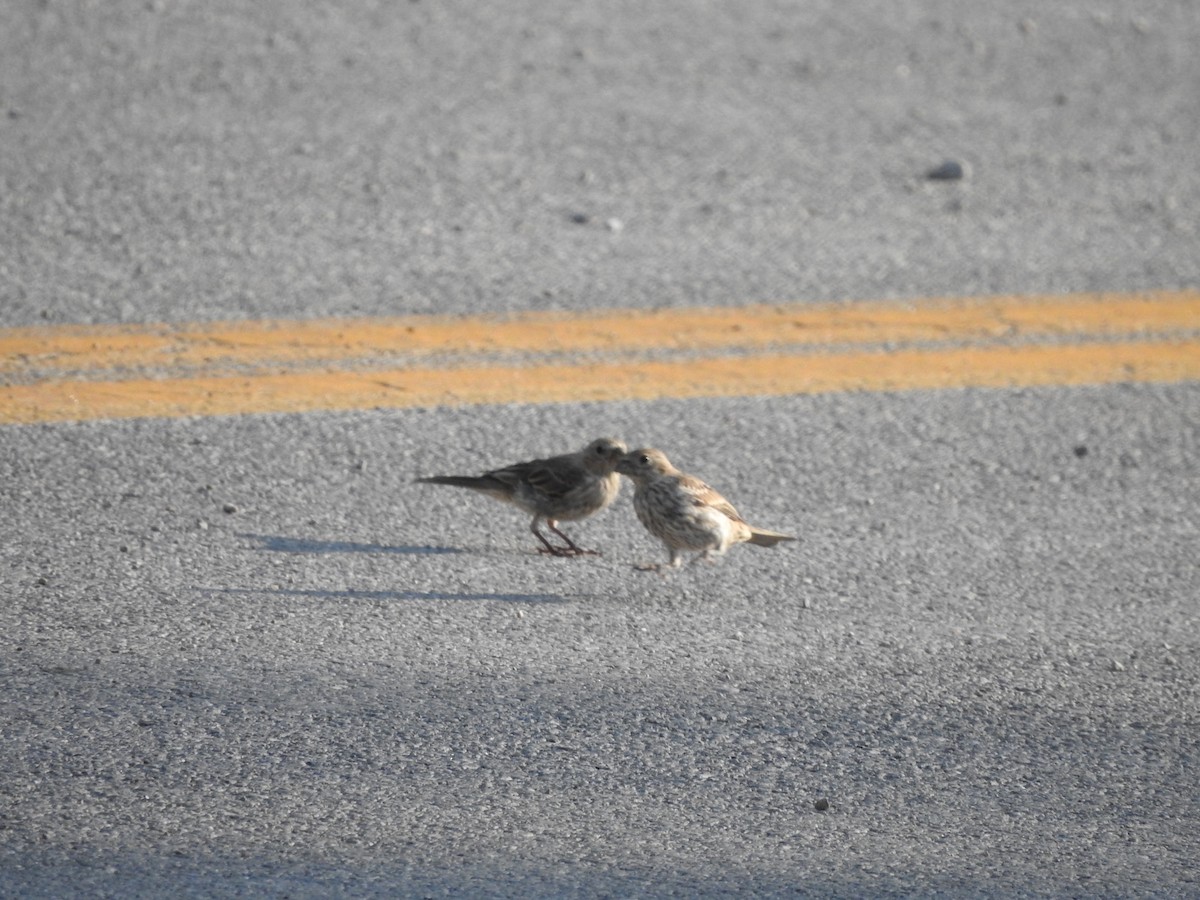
223,503,238,514
605,217,624,233
927,160,965,181
814,797,830,812
569,212,590,225
1073,445,1089,458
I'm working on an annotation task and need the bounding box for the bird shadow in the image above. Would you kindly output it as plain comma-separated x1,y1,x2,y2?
237,533,462,556
226,533,568,603
200,586,568,604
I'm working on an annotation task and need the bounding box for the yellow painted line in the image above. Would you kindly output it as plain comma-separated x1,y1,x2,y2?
2,338,1198,424
1,291,1198,423
2,289,1198,378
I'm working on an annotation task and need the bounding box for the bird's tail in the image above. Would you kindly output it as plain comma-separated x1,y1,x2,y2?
747,527,797,548
414,474,505,493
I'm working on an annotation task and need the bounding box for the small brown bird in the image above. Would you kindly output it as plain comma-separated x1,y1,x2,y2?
616,447,796,570
415,438,627,556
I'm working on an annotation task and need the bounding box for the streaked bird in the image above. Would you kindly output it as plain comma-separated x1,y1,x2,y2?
616,447,796,570
415,438,627,556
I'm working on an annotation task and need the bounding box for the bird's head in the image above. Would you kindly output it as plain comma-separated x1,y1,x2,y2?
582,437,628,473
615,447,675,481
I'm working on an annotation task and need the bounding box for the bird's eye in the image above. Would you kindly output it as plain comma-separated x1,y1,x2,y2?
596,444,605,454
639,454,650,464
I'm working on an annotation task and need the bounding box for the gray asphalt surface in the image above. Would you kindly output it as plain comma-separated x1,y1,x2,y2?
2,1,1199,898
2,0,1198,326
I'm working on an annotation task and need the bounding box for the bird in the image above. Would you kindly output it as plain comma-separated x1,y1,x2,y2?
615,447,796,570
414,438,627,556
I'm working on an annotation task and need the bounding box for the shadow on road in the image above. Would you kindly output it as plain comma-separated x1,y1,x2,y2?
200,586,569,604
237,532,461,556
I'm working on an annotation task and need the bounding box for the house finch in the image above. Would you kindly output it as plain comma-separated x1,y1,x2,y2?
616,447,796,570
415,437,627,557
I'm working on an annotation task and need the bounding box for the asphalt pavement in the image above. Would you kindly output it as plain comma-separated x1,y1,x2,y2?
2,1,1198,897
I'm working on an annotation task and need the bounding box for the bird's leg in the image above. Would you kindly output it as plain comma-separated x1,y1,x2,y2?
531,518,575,557
637,546,681,571
547,520,599,556
634,547,682,574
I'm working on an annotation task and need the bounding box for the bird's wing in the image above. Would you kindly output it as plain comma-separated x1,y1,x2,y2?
677,474,746,523
490,455,580,500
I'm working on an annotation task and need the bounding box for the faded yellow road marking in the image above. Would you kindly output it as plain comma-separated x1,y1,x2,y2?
1,291,1198,423
3,290,1197,378
4,339,1197,423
